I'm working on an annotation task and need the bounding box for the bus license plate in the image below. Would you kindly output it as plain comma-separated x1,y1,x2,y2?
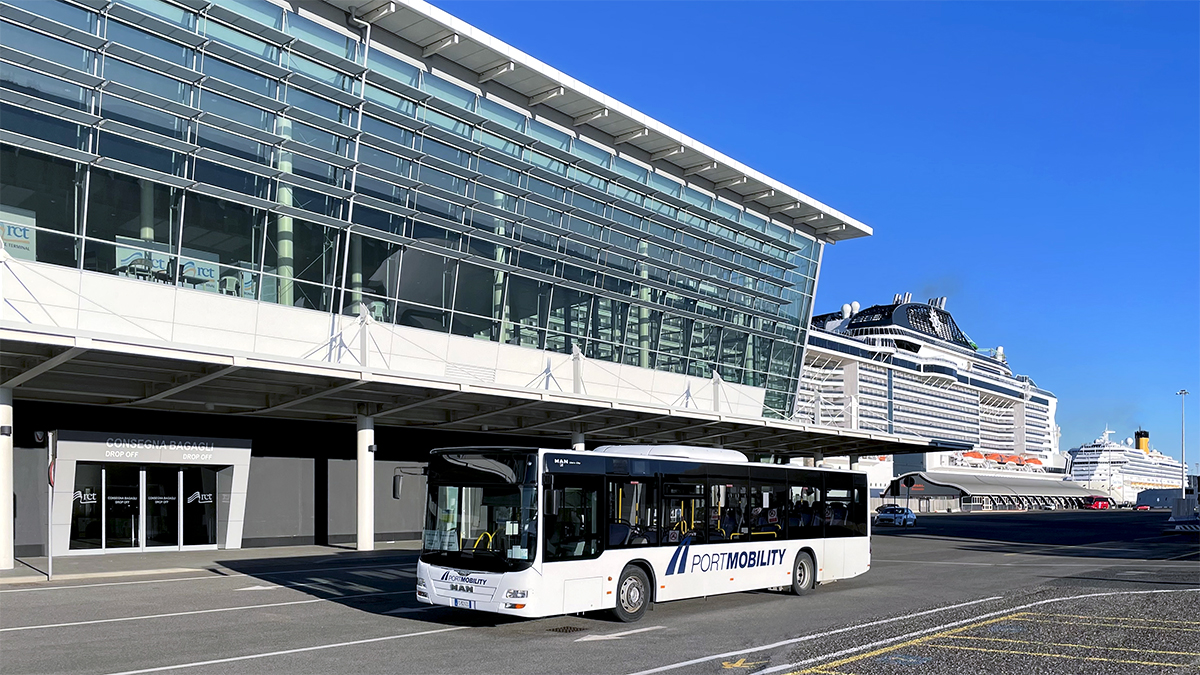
453,598,474,609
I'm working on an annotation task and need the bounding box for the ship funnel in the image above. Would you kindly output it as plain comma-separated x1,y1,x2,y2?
1135,429,1150,452
850,300,860,314
996,346,1005,361
893,293,903,304
903,292,912,303
841,303,852,319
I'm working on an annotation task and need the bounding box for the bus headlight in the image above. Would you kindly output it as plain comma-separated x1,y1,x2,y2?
505,589,529,599
416,576,426,588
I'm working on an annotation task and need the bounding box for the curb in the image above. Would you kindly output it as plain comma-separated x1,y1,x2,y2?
0,567,204,586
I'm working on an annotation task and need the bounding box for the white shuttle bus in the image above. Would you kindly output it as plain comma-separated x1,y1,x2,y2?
415,445,870,622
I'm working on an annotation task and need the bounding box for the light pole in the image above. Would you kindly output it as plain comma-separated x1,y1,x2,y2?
1177,390,1188,501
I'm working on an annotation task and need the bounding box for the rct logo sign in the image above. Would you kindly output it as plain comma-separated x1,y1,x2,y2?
663,536,788,576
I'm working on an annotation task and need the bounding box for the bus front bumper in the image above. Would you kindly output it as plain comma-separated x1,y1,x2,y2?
416,561,540,617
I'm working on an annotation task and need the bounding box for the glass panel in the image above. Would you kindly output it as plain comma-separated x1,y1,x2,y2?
422,73,474,111
193,160,272,198
102,96,187,139
504,275,548,348
572,139,610,167
104,59,191,103
212,0,283,29
450,261,499,339
0,102,84,149
286,12,355,61
747,468,786,541
104,465,140,549
8,0,97,32
544,474,601,561
201,55,275,97
200,90,273,130
181,193,263,297
0,146,81,236
107,21,192,66
203,20,277,61
397,248,455,310
85,170,180,281
263,216,340,310
115,0,194,28
2,23,93,72
145,466,178,547
367,49,419,87
69,462,102,550
0,62,91,110
477,97,525,131
182,466,217,545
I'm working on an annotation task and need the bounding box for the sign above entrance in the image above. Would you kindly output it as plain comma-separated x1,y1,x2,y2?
55,431,251,466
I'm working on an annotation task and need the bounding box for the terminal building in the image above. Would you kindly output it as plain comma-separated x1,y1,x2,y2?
0,0,946,565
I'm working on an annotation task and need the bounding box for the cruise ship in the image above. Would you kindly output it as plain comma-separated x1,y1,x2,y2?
801,294,1085,508
1068,429,1184,504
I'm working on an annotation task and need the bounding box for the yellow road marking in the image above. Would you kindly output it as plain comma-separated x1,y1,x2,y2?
1027,612,1200,625
929,643,1192,668
940,635,1200,657
1010,617,1200,632
721,658,769,669
784,614,1025,674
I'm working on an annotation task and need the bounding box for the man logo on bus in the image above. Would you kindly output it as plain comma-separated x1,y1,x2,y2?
664,536,789,576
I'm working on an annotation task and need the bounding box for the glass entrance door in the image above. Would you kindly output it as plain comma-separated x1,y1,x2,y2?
145,467,179,547
66,464,221,554
104,465,141,549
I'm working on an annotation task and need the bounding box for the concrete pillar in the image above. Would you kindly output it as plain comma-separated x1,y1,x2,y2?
0,388,12,570
276,118,294,307
637,240,650,368
849,454,860,471
571,431,585,452
711,370,722,412
139,179,155,241
349,233,363,309
356,416,375,552
571,345,584,394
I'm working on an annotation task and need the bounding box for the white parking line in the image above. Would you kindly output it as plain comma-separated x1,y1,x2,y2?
623,596,1002,675
102,625,469,675
1,589,415,633
753,588,1200,675
874,559,1198,567
0,562,417,594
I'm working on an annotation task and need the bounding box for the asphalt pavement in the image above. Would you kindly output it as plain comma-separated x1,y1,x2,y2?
1,511,1196,675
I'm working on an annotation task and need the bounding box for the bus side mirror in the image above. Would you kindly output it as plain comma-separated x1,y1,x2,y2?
393,475,403,500
544,473,559,515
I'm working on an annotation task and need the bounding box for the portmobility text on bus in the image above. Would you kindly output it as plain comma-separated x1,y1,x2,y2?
415,444,870,622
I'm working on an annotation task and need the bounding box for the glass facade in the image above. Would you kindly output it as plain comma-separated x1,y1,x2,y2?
0,0,822,417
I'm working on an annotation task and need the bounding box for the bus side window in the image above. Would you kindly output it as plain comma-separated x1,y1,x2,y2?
787,469,823,540
824,473,854,538
749,467,787,540
662,482,705,545
607,479,658,548
850,475,868,536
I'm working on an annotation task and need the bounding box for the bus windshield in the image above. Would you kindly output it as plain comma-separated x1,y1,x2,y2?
422,451,539,572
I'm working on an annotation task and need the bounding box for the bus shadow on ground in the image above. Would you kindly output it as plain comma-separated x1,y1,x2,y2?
216,550,530,628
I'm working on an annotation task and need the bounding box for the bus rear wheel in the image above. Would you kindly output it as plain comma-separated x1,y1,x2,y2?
791,551,815,596
613,565,649,623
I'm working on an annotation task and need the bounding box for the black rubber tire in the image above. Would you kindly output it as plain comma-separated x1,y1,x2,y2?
613,565,650,623
791,551,815,596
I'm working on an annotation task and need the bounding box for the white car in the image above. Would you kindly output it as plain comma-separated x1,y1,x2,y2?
873,506,916,527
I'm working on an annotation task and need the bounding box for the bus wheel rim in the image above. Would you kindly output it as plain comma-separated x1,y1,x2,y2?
620,576,643,612
796,559,807,587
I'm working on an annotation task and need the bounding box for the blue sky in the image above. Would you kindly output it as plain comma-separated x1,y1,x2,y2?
431,1,1199,463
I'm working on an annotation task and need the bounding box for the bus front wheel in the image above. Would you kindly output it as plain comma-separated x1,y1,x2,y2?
791,551,815,596
613,565,649,623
